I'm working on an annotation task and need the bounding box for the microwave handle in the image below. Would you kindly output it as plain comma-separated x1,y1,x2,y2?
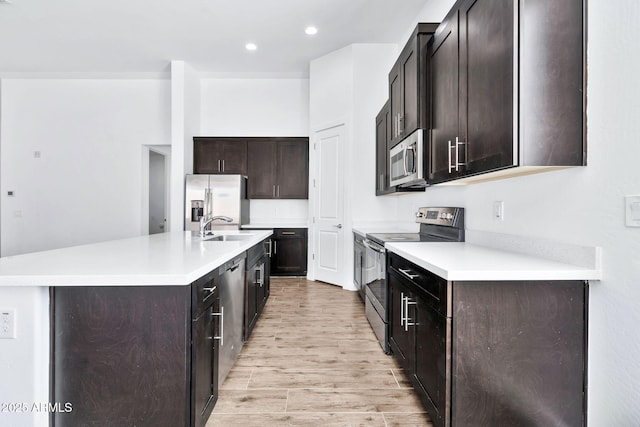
405,144,415,174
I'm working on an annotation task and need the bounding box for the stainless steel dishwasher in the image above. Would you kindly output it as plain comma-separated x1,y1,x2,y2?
217,253,246,385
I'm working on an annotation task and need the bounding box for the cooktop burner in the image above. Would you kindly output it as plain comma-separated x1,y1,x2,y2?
365,207,465,246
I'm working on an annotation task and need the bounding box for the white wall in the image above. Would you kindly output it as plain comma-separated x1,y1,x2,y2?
200,77,310,224
201,78,309,137
309,44,405,287
0,78,170,256
169,61,201,232
382,0,640,424
0,287,49,427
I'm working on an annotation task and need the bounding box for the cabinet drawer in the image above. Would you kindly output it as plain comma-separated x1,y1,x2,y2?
388,252,447,315
191,269,219,316
275,228,307,238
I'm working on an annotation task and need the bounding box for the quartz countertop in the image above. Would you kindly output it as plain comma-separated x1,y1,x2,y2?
242,223,308,229
352,224,420,237
386,242,601,282
0,230,272,287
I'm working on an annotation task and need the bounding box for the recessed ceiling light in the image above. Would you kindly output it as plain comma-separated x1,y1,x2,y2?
245,43,257,51
305,26,318,36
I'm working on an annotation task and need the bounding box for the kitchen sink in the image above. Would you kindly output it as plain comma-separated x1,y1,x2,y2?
202,234,254,242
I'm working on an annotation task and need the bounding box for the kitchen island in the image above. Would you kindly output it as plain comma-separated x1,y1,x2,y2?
0,229,272,427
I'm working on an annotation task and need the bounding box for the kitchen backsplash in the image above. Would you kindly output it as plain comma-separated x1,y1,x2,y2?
249,199,309,225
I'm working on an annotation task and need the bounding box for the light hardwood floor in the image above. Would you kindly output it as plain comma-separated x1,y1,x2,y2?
207,277,433,427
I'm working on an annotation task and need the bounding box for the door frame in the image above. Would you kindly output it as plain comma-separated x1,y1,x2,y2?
141,145,172,235
307,119,353,289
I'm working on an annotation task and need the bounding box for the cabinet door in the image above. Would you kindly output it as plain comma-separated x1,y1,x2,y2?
244,264,259,340
388,269,415,373
414,296,448,427
192,302,219,427
194,138,247,174
247,139,277,198
459,0,515,176
389,63,402,146
220,140,248,174
375,102,391,195
401,42,419,138
271,230,308,276
429,11,463,183
276,139,309,199
194,138,222,174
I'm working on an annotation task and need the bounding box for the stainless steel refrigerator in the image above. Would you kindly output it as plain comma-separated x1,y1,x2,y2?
184,174,250,232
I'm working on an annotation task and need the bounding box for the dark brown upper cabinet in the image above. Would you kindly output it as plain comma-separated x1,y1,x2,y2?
389,23,439,148
376,100,424,196
193,137,248,174
247,138,309,199
428,0,585,184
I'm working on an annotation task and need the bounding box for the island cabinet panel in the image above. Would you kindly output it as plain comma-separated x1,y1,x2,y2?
387,252,588,427
52,286,192,427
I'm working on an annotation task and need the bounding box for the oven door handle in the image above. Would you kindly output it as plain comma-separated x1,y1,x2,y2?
362,239,385,254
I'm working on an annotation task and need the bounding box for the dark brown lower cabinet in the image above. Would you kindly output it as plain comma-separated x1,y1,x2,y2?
271,228,307,276
51,273,221,427
388,252,588,427
244,239,270,341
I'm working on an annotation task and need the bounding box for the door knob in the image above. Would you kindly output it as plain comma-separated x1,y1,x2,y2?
334,224,343,229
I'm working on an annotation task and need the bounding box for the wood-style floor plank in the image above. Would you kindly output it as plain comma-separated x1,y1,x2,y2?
207,278,432,426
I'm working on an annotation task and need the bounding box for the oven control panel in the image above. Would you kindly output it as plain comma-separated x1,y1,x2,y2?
415,207,463,226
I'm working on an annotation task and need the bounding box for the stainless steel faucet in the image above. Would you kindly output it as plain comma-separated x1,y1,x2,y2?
199,216,233,237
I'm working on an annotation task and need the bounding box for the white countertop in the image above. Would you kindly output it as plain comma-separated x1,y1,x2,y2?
242,223,308,229
352,223,420,237
0,230,272,287
386,242,601,282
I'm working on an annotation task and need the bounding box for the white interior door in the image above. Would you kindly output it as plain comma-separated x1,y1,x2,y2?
313,124,345,285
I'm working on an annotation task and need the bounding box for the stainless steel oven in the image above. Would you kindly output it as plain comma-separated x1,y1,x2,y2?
389,129,425,188
361,237,388,352
363,207,465,354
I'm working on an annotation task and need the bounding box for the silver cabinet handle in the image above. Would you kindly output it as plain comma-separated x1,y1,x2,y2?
218,159,222,172
213,306,224,347
256,267,263,286
265,240,272,256
203,285,217,293
276,185,280,198
455,137,467,172
398,268,419,280
222,159,225,172
405,298,417,331
449,137,467,173
398,113,404,136
274,241,277,254
281,231,296,235
400,292,405,327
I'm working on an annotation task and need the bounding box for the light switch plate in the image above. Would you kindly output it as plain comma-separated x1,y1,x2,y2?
493,201,504,221
0,309,16,339
625,195,640,227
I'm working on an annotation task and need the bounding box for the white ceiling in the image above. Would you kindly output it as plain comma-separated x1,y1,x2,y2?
0,0,429,77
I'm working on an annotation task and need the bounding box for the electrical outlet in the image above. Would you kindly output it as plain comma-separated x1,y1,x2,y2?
493,201,504,221
0,309,16,339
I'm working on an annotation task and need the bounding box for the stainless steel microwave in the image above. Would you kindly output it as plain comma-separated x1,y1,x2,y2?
389,129,425,187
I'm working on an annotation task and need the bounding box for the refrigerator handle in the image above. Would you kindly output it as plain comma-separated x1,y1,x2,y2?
205,188,212,218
